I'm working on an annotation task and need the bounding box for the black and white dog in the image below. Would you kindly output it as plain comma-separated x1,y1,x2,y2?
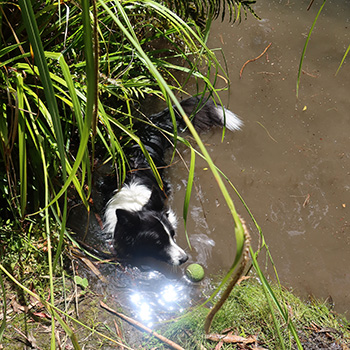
103,97,242,265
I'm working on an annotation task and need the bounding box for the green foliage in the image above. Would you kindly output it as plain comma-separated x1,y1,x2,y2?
150,278,350,349
335,43,350,76
1,0,246,223
297,0,348,91
163,0,259,24
296,0,327,98
74,276,89,290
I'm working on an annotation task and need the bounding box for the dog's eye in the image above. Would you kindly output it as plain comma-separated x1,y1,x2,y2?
169,229,176,239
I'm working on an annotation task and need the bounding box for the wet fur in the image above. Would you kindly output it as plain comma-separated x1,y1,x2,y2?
104,97,242,265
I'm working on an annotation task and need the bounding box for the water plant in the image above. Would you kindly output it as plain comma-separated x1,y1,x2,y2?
296,0,349,96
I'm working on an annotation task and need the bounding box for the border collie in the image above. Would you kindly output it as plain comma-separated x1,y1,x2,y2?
103,96,242,265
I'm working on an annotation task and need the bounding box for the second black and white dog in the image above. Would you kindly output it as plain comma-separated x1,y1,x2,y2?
103,97,242,265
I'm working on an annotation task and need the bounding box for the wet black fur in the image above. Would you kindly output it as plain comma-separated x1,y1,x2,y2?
106,96,239,265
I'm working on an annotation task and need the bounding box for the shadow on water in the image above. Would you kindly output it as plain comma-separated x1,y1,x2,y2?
68,0,350,327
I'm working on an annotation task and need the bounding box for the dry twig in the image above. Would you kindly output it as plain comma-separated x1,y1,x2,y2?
303,193,311,207
206,332,256,344
307,0,315,11
100,301,185,350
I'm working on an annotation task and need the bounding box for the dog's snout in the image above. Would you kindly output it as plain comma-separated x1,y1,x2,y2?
179,253,188,265
168,244,189,265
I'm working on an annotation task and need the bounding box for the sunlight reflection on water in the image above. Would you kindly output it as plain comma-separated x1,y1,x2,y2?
128,274,189,327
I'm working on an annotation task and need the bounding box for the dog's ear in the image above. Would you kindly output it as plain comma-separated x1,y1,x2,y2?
144,188,165,212
116,209,140,226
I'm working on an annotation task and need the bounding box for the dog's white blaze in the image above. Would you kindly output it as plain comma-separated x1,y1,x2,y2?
167,209,178,229
104,181,151,233
215,107,243,131
160,220,187,266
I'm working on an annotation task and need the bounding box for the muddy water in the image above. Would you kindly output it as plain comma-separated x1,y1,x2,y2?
72,0,350,328
170,0,350,314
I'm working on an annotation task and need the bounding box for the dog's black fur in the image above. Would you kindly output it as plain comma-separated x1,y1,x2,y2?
104,97,242,265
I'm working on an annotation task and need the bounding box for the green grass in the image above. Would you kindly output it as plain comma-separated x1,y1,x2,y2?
148,278,350,349
297,0,348,87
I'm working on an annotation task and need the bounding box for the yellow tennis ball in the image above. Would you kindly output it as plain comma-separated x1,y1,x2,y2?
185,263,205,282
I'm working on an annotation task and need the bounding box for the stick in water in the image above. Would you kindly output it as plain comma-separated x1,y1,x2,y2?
100,301,185,350
240,43,272,78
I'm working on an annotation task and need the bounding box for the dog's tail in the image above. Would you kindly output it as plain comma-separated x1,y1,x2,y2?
178,96,243,132
130,96,242,170
148,96,242,135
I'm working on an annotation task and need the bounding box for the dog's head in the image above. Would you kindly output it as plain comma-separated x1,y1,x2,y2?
113,190,188,265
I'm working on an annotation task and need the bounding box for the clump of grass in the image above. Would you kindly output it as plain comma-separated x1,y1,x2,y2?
0,219,55,293
148,278,350,349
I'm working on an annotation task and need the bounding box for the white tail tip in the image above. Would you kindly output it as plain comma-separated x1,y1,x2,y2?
216,107,243,131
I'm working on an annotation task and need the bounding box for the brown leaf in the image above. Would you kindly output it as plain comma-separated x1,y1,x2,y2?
206,333,256,344
79,256,107,283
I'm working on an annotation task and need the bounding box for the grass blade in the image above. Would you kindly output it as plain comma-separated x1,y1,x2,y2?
18,0,67,180
0,273,6,342
81,0,98,136
335,43,350,76
183,146,195,249
15,72,27,217
251,249,303,349
296,0,327,98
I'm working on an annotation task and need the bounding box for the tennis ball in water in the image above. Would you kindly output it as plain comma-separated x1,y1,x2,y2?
185,263,205,282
